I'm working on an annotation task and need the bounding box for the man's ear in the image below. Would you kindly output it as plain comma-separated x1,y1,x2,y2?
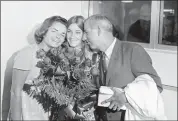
97,26,101,36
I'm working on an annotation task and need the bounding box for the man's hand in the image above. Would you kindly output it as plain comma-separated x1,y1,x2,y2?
101,87,128,111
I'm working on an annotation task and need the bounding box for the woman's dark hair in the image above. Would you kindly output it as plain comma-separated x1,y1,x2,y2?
34,16,67,44
67,15,85,31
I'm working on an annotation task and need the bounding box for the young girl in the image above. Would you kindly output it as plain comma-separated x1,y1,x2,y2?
63,15,98,120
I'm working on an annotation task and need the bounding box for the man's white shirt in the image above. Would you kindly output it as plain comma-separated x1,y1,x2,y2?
104,37,117,67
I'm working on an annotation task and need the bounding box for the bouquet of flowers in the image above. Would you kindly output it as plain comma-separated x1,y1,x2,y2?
23,43,100,120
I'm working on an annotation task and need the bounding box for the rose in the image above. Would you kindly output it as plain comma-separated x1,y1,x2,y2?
69,58,77,66
36,61,46,68
75,57,81,64
43,65,56,77
36,49,46,59
43,66,50,73
72,69,81,80
62,65,70,72
64,47,75,59
43,57,51,65
90,67,99,76
60,61,70,72
50,48,58,56
58,53,65,59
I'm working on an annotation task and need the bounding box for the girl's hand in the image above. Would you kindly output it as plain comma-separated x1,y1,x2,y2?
74,113,85,119
64,104,76,119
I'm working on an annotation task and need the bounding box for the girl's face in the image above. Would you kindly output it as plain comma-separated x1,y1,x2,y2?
43,22,67,48
67,23,83,48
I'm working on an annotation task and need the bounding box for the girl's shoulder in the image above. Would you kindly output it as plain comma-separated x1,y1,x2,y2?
13,44,38,70
18,44,38,54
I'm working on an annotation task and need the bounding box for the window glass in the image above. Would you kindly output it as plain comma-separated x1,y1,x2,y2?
91,1,152,43
159,1,177,46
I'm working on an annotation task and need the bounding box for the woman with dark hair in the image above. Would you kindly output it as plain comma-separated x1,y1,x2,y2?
66,15,94,63
67,15,85,48
9,16,67,120
60,15,97,120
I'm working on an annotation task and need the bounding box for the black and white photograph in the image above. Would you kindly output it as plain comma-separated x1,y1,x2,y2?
1,1,177,120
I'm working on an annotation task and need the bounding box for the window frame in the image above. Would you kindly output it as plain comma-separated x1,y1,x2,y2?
81,0,177,52
81,1,90,19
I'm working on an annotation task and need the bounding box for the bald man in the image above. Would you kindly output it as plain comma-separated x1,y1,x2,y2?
127,4,151,43
83,14,163,121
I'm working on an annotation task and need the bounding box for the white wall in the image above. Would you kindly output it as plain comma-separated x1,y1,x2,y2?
146,49,177,87
1,0,82,93
161,86,177,120
146,49,177,120
1,1,82,119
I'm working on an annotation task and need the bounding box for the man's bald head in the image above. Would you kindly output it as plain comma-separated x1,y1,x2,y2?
84,14,113,33
83,14,115,52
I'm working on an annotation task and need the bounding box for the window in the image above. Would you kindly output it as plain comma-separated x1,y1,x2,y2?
159,1,177,46
89,1,152,44
86,0,177,51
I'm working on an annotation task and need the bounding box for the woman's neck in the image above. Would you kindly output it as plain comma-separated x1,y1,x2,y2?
38,41,51,52
75,44,83,50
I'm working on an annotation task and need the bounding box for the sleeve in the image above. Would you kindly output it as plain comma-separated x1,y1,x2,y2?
131,44,163,92
13,46,33,71
123,74,167,120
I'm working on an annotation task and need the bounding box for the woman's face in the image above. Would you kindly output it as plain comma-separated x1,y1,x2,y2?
67,23,83,48
43,22,67,48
